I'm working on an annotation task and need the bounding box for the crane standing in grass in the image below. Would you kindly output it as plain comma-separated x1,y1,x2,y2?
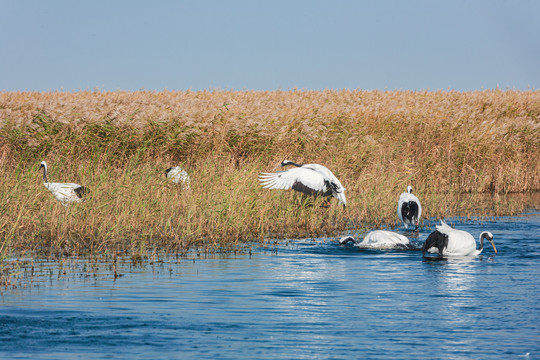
39,161,90,206
165,166,191,190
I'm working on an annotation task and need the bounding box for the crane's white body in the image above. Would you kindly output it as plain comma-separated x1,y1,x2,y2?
397,185,422,229
423,220,497,256
340,230,410,249
44,182,86,205
166,166,191,189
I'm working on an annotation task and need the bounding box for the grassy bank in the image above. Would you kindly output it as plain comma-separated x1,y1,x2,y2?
1,90,539,256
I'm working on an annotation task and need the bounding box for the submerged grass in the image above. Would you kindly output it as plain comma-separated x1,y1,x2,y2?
0,89,539,257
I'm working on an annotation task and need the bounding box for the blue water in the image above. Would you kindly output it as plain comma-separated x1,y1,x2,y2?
1,214,539,359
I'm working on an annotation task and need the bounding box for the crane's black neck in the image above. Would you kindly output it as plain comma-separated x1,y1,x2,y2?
478,233,491,251
282,160,302,167
41,165,48,183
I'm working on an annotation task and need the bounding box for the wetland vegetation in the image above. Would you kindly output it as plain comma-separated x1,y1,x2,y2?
0,90,539,258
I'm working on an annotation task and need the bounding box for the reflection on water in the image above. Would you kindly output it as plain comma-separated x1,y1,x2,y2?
0,213,539,360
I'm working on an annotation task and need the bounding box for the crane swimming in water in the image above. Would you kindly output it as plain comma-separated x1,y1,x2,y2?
422,220,497,257
340,230,412,249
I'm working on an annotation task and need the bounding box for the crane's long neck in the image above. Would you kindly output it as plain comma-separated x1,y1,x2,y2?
283,160,302,167
478,232,491,253
479,232,497,254
42,165,48,183
478,235,485,252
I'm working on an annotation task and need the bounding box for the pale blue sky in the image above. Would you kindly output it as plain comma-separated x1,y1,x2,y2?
1,0,539,91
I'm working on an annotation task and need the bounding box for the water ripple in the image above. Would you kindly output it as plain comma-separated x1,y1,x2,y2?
1,214,539,359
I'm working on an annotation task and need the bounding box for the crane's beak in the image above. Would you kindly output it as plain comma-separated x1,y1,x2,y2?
490,239,498,254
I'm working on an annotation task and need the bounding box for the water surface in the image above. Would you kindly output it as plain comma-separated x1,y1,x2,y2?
1,214,539,359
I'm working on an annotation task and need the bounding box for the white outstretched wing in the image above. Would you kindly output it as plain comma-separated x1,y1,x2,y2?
301,163,346,206
259,167,327,194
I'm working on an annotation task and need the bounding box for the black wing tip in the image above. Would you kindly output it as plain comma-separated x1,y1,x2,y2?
422,230,448,256
292,181,321,196
401,201,420,223
74,186,90,199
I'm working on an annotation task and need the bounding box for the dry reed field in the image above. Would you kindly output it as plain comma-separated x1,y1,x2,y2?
1,90,539,257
